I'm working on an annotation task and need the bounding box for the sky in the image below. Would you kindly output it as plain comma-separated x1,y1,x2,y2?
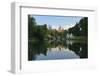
32,15,83,30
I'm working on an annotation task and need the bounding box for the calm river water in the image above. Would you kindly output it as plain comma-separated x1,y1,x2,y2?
28,40,88,61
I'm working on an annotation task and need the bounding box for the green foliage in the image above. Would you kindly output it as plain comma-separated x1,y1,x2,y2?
79,17,88,36
68,23,80,36
28,16,88,42
68,17,88,36
28,15,48,41
28,16,88,60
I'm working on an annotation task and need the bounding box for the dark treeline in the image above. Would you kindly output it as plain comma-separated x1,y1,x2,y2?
68,17,88,36
28,15,88,42
28,15,48,41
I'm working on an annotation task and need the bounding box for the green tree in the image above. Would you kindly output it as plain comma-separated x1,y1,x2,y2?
28,15,49,41
68,17,88,36
79,17,88,36
28,15,37,39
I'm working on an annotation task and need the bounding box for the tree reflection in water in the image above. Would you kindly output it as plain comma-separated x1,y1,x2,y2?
28,40,88,61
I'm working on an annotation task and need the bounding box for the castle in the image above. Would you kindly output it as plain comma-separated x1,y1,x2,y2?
57,26,64,32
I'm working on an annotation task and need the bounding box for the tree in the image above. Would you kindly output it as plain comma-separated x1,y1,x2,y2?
28,15,37,39
68,17,88,36
68,23,80,36
28,15,49,41
79,17,88,36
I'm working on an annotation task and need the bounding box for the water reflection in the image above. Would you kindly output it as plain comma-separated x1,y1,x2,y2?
28,40,88,61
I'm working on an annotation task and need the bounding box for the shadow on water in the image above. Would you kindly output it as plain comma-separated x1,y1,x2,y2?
28,40,88,61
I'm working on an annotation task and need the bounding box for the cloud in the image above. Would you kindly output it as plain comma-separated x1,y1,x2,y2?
47,24,75,30
63,24,75,30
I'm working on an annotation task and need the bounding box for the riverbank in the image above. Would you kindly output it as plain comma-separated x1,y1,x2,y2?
67,36,87,41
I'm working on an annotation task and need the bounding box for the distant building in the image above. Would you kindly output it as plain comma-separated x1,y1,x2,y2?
48,25,52,29
57,26,64,32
